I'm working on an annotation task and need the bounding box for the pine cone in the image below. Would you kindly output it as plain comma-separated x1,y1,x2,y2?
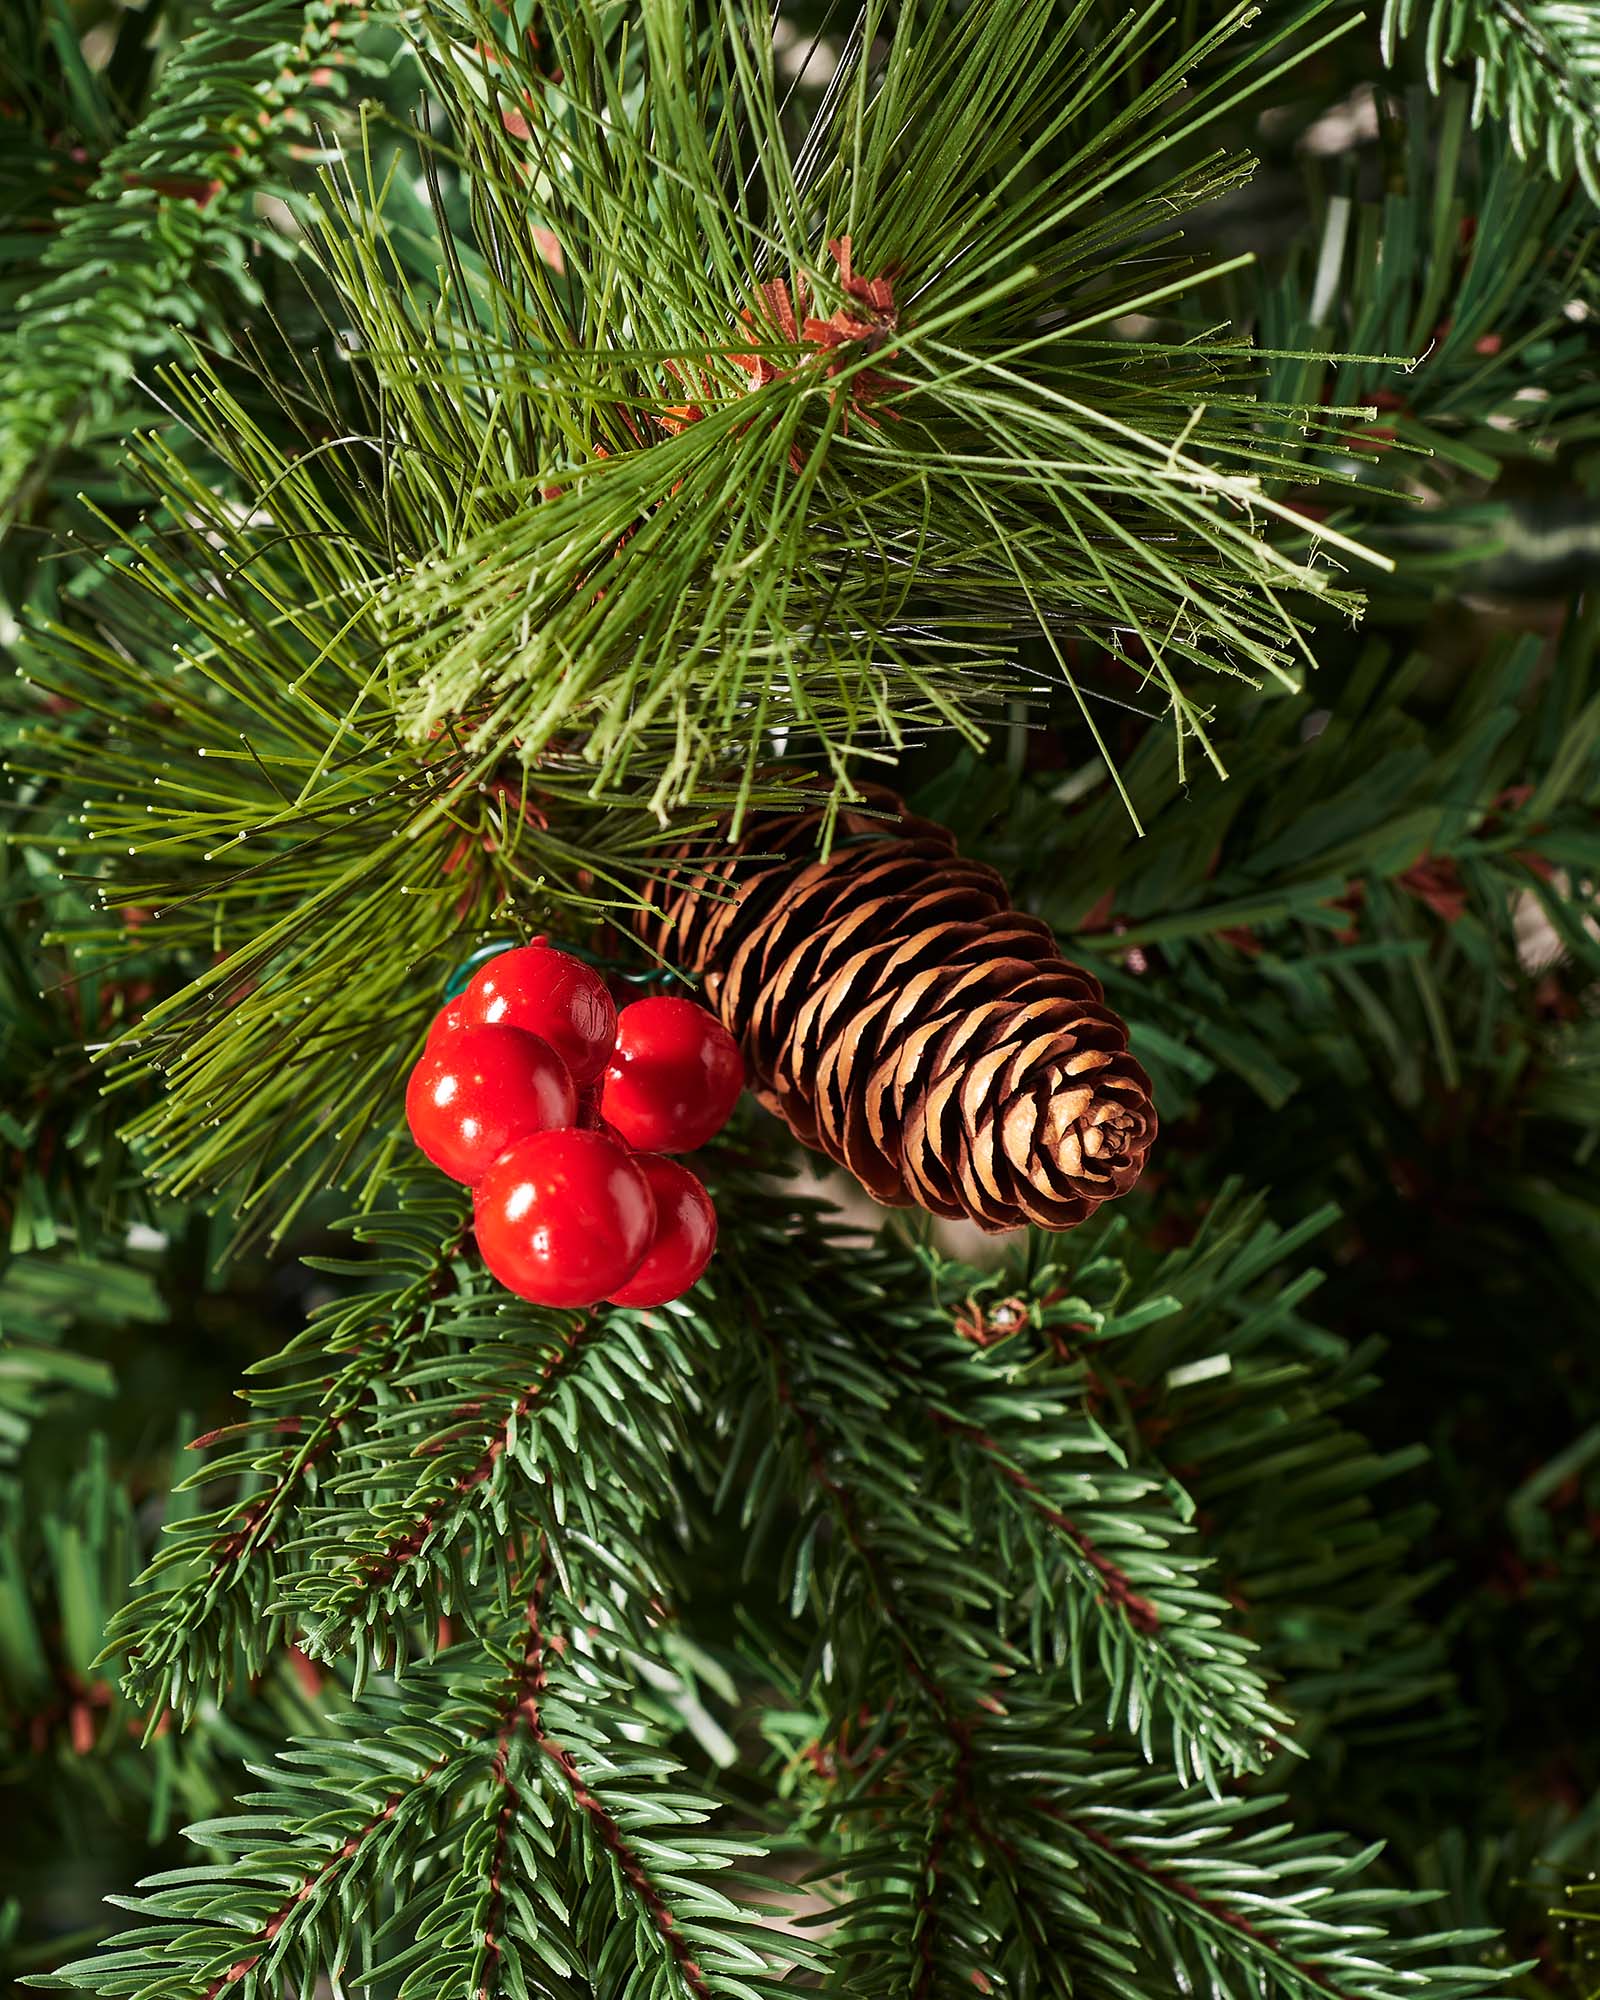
634,790,1156,1231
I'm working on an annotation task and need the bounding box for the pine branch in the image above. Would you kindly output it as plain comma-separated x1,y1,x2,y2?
9,0,1411,1231
370,0,1377,802
9,350,762,1234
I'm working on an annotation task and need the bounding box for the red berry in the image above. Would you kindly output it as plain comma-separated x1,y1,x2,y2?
406,1026,577,1185
601,995,743,1153
607,1156,718,1307
475,1128,654,1308
426,997,468,1046
458,943,618,1085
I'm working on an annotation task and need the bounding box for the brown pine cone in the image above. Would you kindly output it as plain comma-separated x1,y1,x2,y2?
634,789,1155,1231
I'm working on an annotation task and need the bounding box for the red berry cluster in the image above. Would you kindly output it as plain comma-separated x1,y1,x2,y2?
406,943,743,1309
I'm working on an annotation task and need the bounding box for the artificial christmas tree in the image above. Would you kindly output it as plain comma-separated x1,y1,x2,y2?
3,1,1599,1995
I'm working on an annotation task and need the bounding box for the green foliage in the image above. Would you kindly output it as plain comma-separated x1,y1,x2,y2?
0,0,392,510
0,1254,152,1468
9,0,1600,1991
4,0,1401,1237
44,1610,822,2000
40,1181,1507,1997
910,599,1600,1949
1382,0,1600,203
1252,87,1600,566
111,1176,476,1712
942,609,1600,1133
0,1240,338,1975
368,0,1375,803
1,687,164,1259
724,1205,1294,1789
7,354,716,1238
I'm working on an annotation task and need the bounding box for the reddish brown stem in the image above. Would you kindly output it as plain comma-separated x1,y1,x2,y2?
201,1752,450,2000
482,1557,711,1999
1057,1809,1340,1995
359,1321,593,1592
935,1414,1162,1635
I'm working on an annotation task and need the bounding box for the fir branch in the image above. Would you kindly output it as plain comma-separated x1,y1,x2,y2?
882,1282,1298,1784
1122,1210,1445,1718
108,1176,474,1716
0,0,389,511
796,1668,1508,2000
488,1561,715,2000
1382,0,1600,203
282,1293,716,1667
42,1667,501,2000
723,1198,1289,1787
41,1600,816,1999
1019,1737,1506,2000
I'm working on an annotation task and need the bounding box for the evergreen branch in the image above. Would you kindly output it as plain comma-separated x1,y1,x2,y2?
1252,90,1599,540
484,1561,715,2000
1116,1204,1446,1720
1382,0,1600,202
37,1661,511,1999
9,0,1404,1232
39,1599,816,1999
1018,1733,1507,2000
9,290,832,1229
791,1666,1507,2000
0,1243,340,1909
882,1280,1297,1784
107,1176,474,1716
0,0,389,511
724,1198,1288,1786
29,0,1383,852
283,1294,716,1665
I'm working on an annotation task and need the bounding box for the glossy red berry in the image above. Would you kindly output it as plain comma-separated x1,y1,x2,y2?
426,996,469,1046
607,1156,718,1307
475,1128,655,1308
458,944,618,1085
406,1026,577,1185
601,995,743,1154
